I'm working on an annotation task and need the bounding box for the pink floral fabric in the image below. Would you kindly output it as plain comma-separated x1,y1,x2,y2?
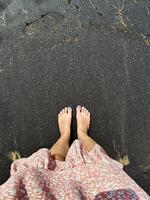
0,139,149,200
94,188,139,199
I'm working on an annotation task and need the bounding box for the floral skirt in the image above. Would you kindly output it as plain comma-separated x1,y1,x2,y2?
0,139,149,200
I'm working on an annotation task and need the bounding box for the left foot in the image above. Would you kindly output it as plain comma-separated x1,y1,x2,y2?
58,107,72,141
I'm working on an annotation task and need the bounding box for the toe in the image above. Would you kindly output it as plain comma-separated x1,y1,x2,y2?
84,107,88,113
62,109,65,113
87,111,90,117
82,106,85,113
77,105,81,113
86,108,89,114
85,109,88,115
84,107,89,115
68,107,72,114
64,107,68,113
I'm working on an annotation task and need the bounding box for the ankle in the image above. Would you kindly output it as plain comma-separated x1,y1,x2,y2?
78,132,88,140
59,136,70,145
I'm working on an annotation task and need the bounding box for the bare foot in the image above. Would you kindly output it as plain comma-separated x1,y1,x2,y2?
58,107,72,141
76,105,90,139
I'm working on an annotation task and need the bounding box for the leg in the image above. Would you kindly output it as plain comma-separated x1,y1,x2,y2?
78,135,97,152
76,106,97,152
50,137,70,161
50,107,72,161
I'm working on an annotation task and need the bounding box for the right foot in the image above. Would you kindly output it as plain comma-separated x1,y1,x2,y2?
76,105,90,139
58,107,72,141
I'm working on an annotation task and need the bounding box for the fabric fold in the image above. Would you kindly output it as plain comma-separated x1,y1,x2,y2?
0,139,149,200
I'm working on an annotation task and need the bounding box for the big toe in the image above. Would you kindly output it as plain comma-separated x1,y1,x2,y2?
67,107,72,115
76,105,81,115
